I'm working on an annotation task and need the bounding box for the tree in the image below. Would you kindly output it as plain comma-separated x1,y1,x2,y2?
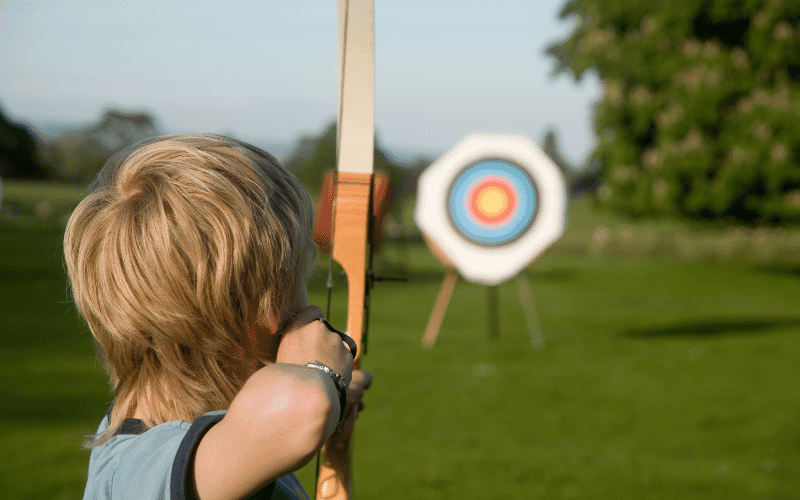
548,0,800,224
0,108,50,180
55,109,160,183
541,128,575,184
283,122,400,195
282,121,418,215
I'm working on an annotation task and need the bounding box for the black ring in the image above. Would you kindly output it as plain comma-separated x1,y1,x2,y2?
321,318,358,359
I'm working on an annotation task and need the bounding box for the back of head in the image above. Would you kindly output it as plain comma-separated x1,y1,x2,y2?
64,134,315,444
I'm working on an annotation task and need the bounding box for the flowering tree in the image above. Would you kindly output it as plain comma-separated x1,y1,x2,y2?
548,0,800,223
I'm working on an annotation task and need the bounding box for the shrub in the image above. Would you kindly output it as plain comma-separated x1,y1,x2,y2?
548,0,800,224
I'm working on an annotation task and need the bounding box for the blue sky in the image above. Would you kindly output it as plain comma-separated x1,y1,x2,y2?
2,0,600,164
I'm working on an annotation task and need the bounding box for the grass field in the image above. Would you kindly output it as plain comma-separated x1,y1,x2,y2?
1,184,799,499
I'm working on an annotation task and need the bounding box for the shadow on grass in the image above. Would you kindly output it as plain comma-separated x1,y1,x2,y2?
754,263,800,278
624,317,800,338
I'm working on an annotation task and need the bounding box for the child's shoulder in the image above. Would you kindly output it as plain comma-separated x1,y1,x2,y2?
84,411,227,500
84,410,308,500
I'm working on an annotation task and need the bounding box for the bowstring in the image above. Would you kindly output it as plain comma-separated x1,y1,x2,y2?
315,0,351,497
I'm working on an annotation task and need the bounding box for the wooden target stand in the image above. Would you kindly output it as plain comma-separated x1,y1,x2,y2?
420,237,545,350
414,133,567,352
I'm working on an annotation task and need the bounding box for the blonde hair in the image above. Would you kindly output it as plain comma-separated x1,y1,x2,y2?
64,134,315,446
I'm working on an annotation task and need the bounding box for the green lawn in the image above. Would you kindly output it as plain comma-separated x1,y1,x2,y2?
1,180,87,229
1,194,799,499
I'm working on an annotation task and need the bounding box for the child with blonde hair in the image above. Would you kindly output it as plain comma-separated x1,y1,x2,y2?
65,134,370,500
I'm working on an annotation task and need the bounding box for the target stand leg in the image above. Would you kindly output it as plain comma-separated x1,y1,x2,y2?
421,267,459,348
516,270,545,350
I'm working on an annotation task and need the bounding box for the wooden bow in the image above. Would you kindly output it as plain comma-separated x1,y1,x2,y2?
315,0,374,498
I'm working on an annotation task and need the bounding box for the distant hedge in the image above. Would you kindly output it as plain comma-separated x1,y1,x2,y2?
548,0,800,224
0,110,49,180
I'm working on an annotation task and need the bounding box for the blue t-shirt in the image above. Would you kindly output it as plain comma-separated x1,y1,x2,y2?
83,410,310,500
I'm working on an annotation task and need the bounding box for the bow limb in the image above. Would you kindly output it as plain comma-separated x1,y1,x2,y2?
316,0,374,499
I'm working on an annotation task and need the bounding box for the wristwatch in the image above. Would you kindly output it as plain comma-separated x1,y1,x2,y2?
306,361,348,422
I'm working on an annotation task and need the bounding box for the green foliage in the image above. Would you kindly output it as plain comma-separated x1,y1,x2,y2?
49,108,160,184
548,0,800,224
0,109,51,180
283,122,338,194
54,133,108,184
542,128,576,183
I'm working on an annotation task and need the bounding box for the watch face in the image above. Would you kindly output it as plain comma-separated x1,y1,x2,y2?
447,159,539,247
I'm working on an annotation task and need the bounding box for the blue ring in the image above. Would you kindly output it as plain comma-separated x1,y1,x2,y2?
447,159,538,246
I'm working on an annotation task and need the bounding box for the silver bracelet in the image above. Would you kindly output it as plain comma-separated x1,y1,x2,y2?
306,361,348,422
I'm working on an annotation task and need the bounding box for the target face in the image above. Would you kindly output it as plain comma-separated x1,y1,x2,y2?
448,159,538,246
415,134,566,286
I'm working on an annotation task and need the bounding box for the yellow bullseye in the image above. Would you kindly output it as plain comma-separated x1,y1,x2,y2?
475,186,509,218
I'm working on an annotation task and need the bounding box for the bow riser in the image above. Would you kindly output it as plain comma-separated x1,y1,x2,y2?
331,172,372,366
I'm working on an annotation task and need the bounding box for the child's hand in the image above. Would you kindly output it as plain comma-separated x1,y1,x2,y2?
275,305,354,385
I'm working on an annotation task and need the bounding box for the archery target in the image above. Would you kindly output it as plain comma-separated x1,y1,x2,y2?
447,159,538,246
414,133,566,286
